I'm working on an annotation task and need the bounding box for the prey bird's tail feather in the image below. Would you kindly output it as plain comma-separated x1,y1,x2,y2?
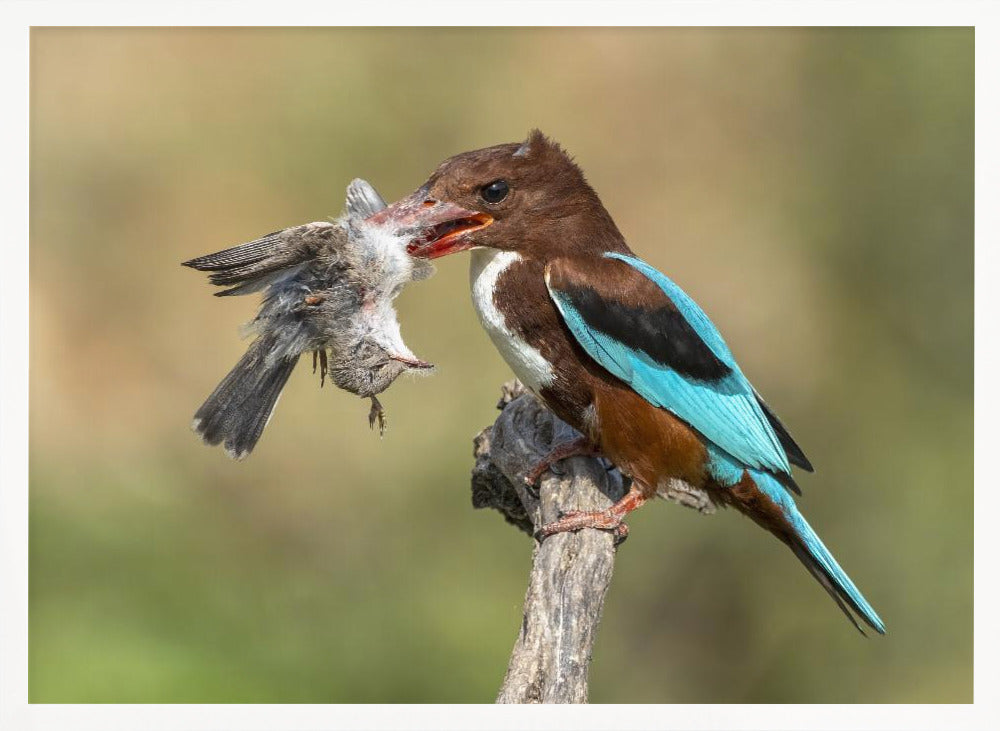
730,471,886,635
192,334,299,460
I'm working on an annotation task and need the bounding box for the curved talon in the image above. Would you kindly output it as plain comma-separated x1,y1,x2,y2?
612,523,629,546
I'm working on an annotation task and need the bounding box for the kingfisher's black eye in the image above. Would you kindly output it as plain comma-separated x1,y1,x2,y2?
480,179,509,204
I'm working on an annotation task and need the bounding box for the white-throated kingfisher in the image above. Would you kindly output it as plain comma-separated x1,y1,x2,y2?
373,130,885,634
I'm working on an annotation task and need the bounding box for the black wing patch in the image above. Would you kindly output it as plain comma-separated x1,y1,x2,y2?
559,283,733,382
756,393,814,472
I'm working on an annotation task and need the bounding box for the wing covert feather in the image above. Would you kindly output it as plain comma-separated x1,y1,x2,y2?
545,254,794,476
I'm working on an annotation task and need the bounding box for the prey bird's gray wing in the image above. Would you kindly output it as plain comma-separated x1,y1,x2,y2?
182,221,345,297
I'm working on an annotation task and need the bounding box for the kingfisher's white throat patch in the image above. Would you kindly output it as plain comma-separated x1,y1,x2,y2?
470,249,554,394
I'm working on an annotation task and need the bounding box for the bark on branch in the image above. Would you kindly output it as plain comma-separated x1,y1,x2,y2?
471,381,714,703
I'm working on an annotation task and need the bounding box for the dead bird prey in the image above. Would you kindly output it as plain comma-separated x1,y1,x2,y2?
183,179,434,459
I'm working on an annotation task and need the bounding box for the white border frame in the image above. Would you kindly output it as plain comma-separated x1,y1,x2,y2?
3,2,994,729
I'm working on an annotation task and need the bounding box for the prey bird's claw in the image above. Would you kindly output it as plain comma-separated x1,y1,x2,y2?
368,396,387,437
317,349,328,388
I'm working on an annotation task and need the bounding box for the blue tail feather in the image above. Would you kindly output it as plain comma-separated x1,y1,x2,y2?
706,444,884,634
753,470,886,635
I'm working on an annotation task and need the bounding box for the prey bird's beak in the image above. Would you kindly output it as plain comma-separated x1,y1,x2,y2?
390,353,434,369
368,188,493,259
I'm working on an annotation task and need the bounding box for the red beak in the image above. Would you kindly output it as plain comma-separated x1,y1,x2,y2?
368,188,493,259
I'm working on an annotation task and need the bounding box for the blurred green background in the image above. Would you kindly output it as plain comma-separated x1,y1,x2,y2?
29,27,972,703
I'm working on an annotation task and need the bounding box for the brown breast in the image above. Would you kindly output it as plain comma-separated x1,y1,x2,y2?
490,253,709,493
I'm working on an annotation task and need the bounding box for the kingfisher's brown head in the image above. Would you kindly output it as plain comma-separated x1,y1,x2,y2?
371,130,627,262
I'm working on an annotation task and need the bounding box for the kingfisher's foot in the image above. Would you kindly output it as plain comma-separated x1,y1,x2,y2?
535,509,630,544
534,484,649,546
368,396,386,436
523,436,602,487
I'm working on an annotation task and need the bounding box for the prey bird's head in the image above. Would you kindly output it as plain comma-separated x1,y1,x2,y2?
371,130,626,261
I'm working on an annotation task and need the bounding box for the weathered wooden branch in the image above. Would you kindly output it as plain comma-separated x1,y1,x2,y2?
471,381,623,703
471,381,714,704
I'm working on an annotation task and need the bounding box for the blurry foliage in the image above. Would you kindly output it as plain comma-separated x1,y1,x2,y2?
29,27,971,703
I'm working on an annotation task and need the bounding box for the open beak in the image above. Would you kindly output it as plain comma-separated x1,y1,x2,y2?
367,187,493,259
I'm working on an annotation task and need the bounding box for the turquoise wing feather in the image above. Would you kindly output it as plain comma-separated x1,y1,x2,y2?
546,252,790,477
546,254,884,633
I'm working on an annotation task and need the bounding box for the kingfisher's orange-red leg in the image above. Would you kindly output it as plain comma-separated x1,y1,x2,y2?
534,483,649,543
524,436,602,487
